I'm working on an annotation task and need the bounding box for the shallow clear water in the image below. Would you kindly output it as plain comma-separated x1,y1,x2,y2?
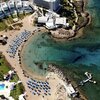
22,0,100,99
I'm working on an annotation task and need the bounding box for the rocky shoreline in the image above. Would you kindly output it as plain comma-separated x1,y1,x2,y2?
47,64,88,100
51,0,91,40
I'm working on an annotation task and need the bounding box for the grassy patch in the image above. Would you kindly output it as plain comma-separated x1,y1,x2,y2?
25,12,32,16
0,54,11,80
6,16,14,24
10,74,19,82
10,83,25,100
18,14,25,19
12,14,18,19
0,20,7,31
78,16,84,25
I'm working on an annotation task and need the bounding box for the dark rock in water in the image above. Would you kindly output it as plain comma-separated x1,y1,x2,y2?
34,62,44,69
38,64,43,69
44,68,47,70
73,55,84,63
48,32,51,35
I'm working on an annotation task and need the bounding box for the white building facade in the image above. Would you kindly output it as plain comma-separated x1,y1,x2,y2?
0,0,33,19
33,0,60,11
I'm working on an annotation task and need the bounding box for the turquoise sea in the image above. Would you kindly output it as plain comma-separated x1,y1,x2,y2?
22,0,100,99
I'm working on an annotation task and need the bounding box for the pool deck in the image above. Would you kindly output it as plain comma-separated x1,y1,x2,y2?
0,81,15,98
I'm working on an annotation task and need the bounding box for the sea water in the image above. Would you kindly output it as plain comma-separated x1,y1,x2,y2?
22,0,100,99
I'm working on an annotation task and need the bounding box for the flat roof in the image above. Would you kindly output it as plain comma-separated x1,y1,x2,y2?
22,1,30,7
67,84,76,94
15,0,22,7
38,16,49,23
55,17,66,25
7,0,15,8
0,6,2,11
43,0,57,2
0,2,8,9
46,18,56,29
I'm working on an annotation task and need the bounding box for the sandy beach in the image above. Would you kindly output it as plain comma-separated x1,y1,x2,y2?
0,0,91,99
0,14,72,100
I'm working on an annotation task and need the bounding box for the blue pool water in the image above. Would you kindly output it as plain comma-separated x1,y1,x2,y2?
0,84,5,90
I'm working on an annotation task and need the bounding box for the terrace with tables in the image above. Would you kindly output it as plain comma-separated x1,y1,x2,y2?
0,35,8,45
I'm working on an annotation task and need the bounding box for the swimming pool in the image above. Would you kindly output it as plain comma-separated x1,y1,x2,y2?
0,84,5,90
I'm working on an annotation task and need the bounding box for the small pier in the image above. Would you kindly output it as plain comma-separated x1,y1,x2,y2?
79,72,96,86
